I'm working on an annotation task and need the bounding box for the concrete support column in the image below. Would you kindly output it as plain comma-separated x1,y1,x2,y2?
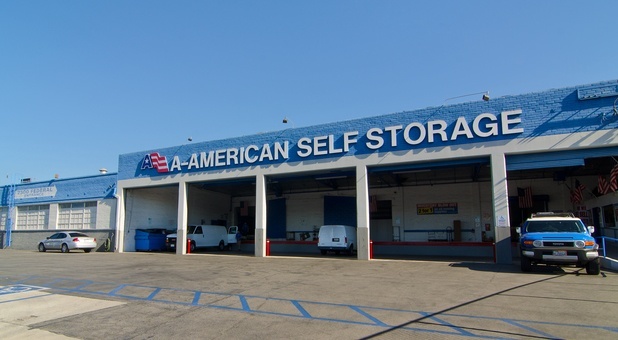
115,188,125,253
255,174,267,257
177,181,188,255
490,152,512,264
356,164,371,260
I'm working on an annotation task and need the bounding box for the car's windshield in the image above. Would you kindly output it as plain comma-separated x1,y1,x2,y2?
188,226,197,234
526,220,586,233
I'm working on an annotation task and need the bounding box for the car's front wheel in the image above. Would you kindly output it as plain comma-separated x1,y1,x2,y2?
38,243,46,252
520,256,533,272
585,258,600,275
61,243,70,253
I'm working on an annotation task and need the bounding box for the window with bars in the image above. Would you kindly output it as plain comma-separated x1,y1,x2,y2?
16,205,50,230
58,202,97,229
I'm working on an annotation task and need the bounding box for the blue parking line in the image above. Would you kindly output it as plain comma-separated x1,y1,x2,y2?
0,293,50,304
73,280,94,290
291,300,312,318
239,295,250,311
146,287,161,300
419,312,475,337
349,306,387,327
6,274,617,339
108,284,127,295
192,291,201,305
503,319,556,338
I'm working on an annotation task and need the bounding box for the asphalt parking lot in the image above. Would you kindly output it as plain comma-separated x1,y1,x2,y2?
1,249,617,339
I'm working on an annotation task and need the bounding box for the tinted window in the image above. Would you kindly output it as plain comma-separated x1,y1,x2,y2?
195,226,203,234
527,221,585,233
69,232,89,237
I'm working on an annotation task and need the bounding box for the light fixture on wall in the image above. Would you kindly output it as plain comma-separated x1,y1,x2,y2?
444,91,490,103
282,117,295,128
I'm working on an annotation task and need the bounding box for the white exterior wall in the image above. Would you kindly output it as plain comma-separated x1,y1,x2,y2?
47,203,58,229
96,198,117,230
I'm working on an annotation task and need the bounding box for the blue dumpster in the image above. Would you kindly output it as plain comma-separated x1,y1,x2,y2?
135,229,167,251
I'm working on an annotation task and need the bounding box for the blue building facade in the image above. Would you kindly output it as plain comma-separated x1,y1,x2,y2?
115,80,618,262
1,174,117,250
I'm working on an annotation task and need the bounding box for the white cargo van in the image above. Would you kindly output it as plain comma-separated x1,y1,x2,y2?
317,225,357,255
166,225,228,252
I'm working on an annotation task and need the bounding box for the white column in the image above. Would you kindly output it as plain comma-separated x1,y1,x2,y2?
177,181,188,255
255,174,267,257
356,164,371,260
491,152,512,264
115,188,125,253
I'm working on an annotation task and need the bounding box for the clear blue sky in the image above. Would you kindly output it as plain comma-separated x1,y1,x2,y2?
1,1,616,185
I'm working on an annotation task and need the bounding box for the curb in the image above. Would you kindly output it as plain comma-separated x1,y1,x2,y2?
601,257,618,271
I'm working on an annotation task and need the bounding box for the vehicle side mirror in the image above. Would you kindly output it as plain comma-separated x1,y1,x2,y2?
515,227,521,235
587,226,595,234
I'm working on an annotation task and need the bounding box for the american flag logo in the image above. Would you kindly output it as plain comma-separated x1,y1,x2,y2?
141,152,169,173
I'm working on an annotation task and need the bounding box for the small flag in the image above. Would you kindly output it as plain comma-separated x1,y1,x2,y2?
610,164,618,192
369,195,378,213
570,180,585,204
518,187,533,208
598,175,609,195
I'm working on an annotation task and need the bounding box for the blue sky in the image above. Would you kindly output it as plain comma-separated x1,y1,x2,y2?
1,1,616,185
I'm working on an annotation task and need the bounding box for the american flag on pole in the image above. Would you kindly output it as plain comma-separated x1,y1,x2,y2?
597,175,609,195
150,152,169,173
369,195,378,213
610,163,618,192
570,180,585,204
518,187,533,208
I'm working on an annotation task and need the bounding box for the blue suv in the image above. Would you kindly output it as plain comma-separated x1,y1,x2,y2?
519,212,600,275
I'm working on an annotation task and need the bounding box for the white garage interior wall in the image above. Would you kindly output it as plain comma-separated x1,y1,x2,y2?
123,186,179,251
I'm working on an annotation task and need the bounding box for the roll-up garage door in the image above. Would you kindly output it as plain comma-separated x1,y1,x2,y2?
506,146,618,171
324,196,356,226
267,198,286,239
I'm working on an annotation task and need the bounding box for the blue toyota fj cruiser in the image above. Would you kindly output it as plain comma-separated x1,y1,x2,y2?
519,212,600,275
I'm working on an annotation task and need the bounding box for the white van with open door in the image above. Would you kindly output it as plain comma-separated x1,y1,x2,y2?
166,225,228,252
317,225,357,255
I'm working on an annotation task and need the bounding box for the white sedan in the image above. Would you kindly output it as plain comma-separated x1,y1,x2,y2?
38,231,97,253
